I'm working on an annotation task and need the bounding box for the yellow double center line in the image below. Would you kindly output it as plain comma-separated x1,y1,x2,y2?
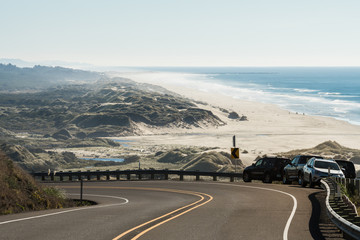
62,186,212,240
111,187,213,240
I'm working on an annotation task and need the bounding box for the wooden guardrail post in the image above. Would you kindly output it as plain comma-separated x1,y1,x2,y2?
41,174,45,181
164,173,168,180
196,175,200,181
230,176,234,182
68,171,72,181
151,173,154,180
60,175,63,181
213,176,217,181
346,178,350,188
106,170,110,181
356,179,360,197
127,174,131,180
180,174,184,181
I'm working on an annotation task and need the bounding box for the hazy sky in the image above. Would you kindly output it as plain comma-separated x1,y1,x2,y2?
1,0,360,66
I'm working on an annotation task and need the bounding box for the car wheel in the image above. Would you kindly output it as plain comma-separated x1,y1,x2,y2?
243,172,251,182
301,174,307,187
298,173,302,185
309,174,315,188
263,173,272,183
282,173,290,184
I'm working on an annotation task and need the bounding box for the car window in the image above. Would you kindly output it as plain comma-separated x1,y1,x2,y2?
255,159,263,167
314,161,340,170
298,156,310,164
337,161,355,171
264,159,274,167
337,161,346,168
307,158,314,167
291,157,298,165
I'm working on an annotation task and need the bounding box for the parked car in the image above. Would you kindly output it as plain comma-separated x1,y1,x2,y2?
301,158,345,187
335,160,356,179
243,157,291,183
282,155,323,184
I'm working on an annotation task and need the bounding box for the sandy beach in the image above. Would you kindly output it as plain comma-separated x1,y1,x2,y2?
111,72,360,166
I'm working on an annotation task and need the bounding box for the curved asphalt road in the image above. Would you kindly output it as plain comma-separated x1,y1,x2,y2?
0,181,323,240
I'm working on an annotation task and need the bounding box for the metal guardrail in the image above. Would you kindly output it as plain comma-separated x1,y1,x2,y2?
32,169,243,182
321,178,360,239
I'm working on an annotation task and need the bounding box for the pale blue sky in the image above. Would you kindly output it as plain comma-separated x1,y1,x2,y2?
1,0,359,66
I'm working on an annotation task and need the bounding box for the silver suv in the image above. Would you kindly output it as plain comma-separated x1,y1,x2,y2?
301,158,345,187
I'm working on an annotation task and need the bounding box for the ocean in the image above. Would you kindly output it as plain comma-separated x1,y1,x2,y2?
133,67,360,125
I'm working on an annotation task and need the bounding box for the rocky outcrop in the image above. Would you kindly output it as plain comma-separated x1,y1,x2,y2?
228,111,248,121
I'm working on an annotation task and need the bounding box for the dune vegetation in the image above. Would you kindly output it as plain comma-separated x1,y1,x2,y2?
0,151,75,215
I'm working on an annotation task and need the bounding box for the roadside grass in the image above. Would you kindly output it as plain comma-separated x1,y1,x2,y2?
340,183,360,214
0,151,78,215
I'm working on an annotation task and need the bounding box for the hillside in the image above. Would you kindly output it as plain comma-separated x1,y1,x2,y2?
0,64,246,173
151,148,244,172
0,151,74,215
0,78,225,138
0,64,101,91
278,140,360,164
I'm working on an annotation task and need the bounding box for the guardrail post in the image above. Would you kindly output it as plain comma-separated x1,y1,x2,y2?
60,175,63,181
151,173,154,180
196,175,200,181
164,173,168,180
106,170,110,181
41,174,45,181
96,170,100,180
78,172,82,181
356,179,360,197
116,174,120,180
138,174,142,180
346,178,350,188
127,174,131,180
213,176,217,181
69,171,72,181
50,173,54,181
336,182,341,199
230,176,234,182
180,174,184,181
321,178,360,239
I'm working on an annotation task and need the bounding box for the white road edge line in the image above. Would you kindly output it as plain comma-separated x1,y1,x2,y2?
183,182,298,240
0,194,129,226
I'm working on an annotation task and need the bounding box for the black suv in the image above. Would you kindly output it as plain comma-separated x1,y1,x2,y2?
335,160,356,179
283,155,323,184
243,157,291,183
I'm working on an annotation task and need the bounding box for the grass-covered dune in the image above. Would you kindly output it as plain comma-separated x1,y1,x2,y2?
279,141,360,164
0,151,74,215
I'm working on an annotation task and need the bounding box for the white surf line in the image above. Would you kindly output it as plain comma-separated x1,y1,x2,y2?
0,194,129,226
181,181,297,240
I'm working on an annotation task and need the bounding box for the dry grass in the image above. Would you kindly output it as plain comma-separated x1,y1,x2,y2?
0,151,74,215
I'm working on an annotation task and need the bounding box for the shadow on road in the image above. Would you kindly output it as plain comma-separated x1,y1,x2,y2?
308,191,344,239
